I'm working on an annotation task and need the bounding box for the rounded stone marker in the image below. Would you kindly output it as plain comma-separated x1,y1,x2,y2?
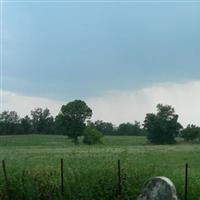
137,176,178,200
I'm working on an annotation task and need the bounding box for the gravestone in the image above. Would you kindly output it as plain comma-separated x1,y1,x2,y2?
137,176,178,200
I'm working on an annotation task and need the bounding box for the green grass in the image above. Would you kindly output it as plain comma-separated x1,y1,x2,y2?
0,135,200,200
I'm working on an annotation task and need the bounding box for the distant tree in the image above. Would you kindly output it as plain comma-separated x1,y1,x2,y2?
144,104,182,144
31,108,54,134
57,100,92,144
31,108,42,133
94,120,115,135
180,124,200,142
21,115,32,134
0,111,21,134
83,125,103,145
117,121,144,136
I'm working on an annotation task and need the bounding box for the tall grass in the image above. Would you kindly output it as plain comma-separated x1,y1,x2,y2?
0,135,200,199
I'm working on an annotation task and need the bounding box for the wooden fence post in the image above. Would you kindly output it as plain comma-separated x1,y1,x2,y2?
61,159,64,196
184,163,188,200
117,159,122,200
2,160,9,199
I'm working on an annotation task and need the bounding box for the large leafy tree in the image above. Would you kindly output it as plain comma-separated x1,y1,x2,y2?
57,100,92,144
144,104,182,144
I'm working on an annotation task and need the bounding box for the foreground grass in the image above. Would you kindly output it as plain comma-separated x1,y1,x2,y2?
0,135,200,199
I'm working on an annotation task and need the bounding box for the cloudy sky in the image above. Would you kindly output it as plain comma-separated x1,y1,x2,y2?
1,1,200,126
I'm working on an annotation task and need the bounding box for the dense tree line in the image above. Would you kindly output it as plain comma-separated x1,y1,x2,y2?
0,109,55,135
180,124,200,142
0,102,145,137
1,100,200,144
92,120,146,136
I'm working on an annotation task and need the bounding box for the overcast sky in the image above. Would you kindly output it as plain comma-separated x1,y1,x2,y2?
1,1,200,126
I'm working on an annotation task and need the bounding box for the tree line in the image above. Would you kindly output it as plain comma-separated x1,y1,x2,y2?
0,99,200,144
0,100,144,137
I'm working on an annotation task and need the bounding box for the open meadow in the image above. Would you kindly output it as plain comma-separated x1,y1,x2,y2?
0,135,200,200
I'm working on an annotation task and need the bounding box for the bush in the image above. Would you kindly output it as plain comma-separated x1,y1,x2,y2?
83,126,103,145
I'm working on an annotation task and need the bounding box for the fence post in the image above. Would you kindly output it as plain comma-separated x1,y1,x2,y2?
184,163,188,200
61,159,64,196
2,160,9,198
117,159,122,200
2,160,8,183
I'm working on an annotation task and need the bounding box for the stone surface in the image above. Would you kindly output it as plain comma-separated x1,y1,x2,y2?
137,176,178,200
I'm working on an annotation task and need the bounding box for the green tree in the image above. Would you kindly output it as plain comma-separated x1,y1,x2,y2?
21,115,32,134
0,111,21,134
180,124,200,142
31,108,54,134
83,125,103,145
94,120,115,135
118,121,144,136
55,114,67,135
57,100,92,144
144,104,182,144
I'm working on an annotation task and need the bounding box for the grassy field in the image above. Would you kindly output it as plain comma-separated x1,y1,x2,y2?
0,135,200,200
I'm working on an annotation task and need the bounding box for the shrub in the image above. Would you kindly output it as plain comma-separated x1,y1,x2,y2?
83,126,103,145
